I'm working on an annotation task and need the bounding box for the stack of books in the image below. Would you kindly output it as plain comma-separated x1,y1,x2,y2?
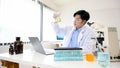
54,48,83,61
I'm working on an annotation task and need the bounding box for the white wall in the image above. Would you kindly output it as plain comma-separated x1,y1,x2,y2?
59,0,120,43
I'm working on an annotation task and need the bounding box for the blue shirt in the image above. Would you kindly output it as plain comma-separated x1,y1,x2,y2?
68,28,82,48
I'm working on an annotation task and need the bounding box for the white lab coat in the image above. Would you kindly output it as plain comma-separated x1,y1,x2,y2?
52,22,95,54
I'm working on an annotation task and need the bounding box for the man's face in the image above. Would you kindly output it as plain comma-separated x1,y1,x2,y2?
74,14,86,29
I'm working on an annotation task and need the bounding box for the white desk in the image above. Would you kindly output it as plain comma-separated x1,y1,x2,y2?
0,49,120,68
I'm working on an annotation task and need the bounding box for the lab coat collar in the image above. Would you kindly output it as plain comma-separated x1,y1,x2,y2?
77,25,87,42
63,25,87,47
73,25,86,31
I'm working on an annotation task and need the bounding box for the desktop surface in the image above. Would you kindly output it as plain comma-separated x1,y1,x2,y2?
0,49,120,68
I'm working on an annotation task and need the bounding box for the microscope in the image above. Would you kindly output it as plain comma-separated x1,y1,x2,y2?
87,22,120,61
96,27,120,62
96,31,106,52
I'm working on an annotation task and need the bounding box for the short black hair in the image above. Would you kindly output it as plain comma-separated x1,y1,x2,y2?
73,10,90,21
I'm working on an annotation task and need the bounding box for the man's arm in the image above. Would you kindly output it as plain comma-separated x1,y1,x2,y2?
51,22,72,36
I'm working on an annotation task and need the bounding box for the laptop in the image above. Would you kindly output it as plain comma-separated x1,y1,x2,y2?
29,37,54,55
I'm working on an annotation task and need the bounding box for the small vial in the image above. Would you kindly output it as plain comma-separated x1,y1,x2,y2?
55,17,61,23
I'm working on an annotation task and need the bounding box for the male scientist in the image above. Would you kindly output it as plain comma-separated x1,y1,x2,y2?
52,10,95,54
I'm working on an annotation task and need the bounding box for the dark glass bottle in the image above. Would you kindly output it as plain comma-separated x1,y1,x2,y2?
14,37,23,54
9,44,14,55
14,43,19,54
